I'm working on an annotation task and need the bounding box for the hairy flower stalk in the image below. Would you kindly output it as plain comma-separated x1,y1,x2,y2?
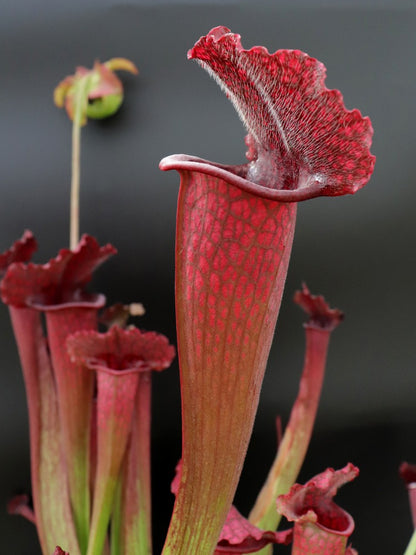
67,325,175,555
160,26,374,555
276,464,359,555
249,285,343,547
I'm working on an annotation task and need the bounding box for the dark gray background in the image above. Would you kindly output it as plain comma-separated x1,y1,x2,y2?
1,1,415,553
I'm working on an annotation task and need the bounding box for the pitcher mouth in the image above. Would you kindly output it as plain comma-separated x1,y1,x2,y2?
160,154,333,203
301,505,355,537
30,292,106,312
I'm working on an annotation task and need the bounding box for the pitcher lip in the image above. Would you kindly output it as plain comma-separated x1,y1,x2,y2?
160,154,332,203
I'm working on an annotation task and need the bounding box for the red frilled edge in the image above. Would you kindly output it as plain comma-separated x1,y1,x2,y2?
0,230,37,277
276,464,358,534
294,283,344,331
0,234,116,308
0,234,116,555
66,325,174,555
277,465,359,554
66,324,175,373
215,505,292,553
186,26,375,196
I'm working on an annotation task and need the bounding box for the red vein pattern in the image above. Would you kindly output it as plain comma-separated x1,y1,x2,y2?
161,25,375,555
163,168,296,554
189,26,375,195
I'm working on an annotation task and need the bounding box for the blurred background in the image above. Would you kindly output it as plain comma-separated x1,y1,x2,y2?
1,0,415,552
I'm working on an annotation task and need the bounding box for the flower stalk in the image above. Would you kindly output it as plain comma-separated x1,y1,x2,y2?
54,58,138,250
70,75,88,250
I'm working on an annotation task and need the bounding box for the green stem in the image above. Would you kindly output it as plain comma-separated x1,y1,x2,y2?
86,369,140,555
87,476,118,555
111,373,153,555
70,114,81,249
404,529,416,555
110,479,123,555
70,77,89,250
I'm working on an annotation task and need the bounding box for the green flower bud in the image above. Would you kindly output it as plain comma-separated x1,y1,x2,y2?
54,58,138,125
